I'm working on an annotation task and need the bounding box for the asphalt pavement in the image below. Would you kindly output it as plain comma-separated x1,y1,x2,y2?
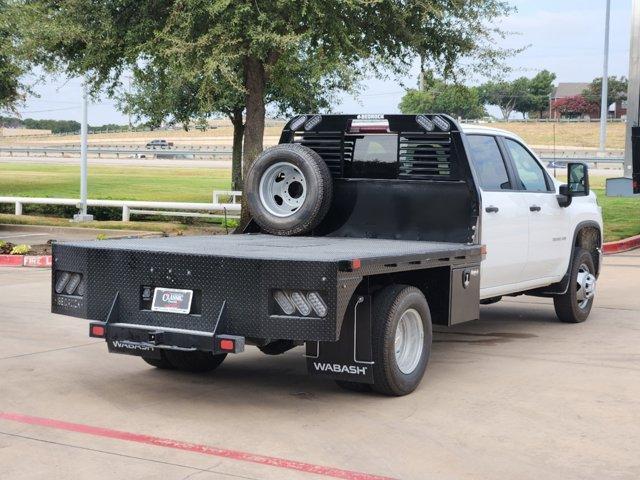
0,251,638,479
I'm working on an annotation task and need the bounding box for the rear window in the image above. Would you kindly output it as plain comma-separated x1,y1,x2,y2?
347,134,398,178
467,135,511,190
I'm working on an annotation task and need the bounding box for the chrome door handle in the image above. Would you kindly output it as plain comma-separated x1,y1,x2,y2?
485,206,499,213
529,205,541,212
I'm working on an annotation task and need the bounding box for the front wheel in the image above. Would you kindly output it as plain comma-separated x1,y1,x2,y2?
554,248,597,323
371,285,433,396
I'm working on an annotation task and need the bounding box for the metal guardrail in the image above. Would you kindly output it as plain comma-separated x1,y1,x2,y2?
0,191,241,222
538,156,624,165
0,146,232,158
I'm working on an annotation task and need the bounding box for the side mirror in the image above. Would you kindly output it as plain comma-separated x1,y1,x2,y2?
557,162,590,208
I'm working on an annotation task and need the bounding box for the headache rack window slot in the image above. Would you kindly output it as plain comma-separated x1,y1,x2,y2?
293,131,346,177
399,132,457,181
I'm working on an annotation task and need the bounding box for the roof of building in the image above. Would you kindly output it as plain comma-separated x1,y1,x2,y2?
552,82,591,99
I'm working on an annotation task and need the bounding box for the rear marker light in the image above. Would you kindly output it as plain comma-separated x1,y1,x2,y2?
289,115,307,131
304,115,322,131
274,290,295,315
416,115,435,132
433,115,451,132
90,324,105,338
76,277,87,296
64,273,82,295
307,292,327,317
289,291,312,316
55,271,71,294
220,339,234,351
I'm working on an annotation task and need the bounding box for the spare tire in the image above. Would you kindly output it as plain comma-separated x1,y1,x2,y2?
246,144,333,235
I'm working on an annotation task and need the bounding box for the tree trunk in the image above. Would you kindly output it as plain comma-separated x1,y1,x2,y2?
230,107,244,191
239,56,267,229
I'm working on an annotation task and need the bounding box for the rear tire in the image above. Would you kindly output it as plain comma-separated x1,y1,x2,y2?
370,285,432,396
163,350,227,373
554,248,597,323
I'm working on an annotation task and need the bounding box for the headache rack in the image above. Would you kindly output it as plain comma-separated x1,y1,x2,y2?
284,114,464,182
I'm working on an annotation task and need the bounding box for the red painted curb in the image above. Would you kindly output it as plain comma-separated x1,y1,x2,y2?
0,412,395,480
0,255,52,267
603,234,640,255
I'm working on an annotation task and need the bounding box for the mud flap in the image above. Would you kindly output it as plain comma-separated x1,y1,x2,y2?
306,295,375,384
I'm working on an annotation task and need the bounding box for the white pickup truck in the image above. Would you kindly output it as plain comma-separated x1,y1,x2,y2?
52,114,603,396
464,124,602,323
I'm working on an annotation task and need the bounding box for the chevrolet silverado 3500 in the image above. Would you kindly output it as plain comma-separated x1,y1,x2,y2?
52,114,603,396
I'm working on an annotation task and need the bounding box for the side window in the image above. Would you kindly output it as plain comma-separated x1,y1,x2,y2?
467,135,511,190
504,139,550,192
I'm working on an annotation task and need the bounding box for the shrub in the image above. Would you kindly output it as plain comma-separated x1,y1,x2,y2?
10,244,31,255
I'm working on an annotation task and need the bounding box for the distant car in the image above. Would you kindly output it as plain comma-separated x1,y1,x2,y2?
145,139,173,149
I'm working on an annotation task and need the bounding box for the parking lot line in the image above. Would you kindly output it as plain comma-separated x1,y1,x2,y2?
0,412,395,480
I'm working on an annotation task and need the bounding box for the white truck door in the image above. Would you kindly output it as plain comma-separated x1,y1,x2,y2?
466,135,529,291
502,138,569,281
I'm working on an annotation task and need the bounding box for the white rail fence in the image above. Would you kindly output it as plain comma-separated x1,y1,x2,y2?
0,190,242,222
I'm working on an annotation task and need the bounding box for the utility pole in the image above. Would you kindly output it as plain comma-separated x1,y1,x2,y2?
599,0,611,153
625,0,640,178
73,81,93,222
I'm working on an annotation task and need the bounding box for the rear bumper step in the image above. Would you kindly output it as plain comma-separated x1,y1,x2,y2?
89,321,245,356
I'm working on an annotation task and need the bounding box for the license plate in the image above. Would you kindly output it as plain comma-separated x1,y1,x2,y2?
151,287,193,314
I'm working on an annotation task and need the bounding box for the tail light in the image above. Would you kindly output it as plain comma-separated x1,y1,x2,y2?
55,271,85,296
272,290,328,317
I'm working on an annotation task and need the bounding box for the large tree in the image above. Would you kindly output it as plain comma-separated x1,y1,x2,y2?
399,78,485,119
478,78,530,121
582,76,628,108
513,70,556,118
15,0,514,191
0,0,26,112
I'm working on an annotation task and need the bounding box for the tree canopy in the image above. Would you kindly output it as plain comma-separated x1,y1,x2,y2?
582,76,628,107
13,0,515,200
399,76,485,119
0,0,26,112
478,70,556,120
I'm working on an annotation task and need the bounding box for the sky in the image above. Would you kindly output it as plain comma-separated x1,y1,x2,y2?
14,0,634,125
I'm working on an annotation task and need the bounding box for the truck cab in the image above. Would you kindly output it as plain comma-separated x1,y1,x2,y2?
462,125,602,301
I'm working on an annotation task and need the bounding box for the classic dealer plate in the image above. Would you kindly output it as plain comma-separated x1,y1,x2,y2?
151,287,193,314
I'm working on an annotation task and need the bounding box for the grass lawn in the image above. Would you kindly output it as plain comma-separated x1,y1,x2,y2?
0,213,226,236
0,163,230,202
1,163,638,242
595,191,640,241
490,122,625,150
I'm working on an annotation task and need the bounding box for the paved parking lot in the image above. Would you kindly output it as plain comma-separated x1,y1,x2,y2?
1,252,639,479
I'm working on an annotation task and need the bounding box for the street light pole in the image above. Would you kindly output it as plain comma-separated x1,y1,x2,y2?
73,80,94,222
599,0,611,153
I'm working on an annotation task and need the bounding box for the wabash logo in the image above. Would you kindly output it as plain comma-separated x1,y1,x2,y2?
111,340,154,352
313,362,368,375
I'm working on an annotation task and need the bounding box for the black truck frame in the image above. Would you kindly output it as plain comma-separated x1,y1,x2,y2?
52,114,483,388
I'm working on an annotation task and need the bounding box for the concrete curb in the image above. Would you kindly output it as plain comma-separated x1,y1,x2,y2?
0,254,52,267
603,234,640,255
